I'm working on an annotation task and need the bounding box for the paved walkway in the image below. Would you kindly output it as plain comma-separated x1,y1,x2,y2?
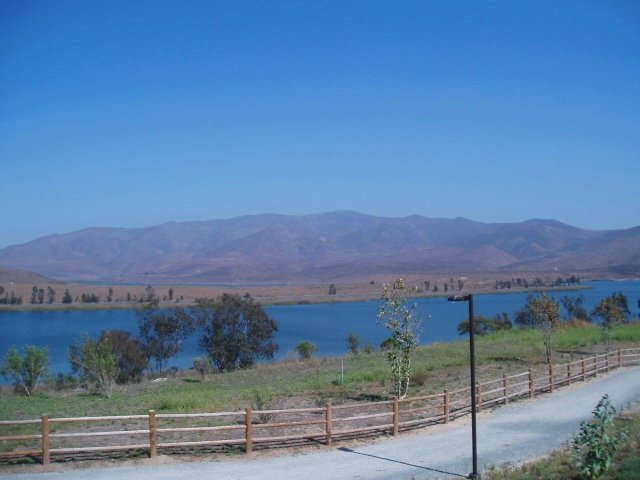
3,366,640,480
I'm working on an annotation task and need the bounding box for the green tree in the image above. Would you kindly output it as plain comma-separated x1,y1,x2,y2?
168,287,174,302
144,285,156,303
62,289,73,304
592,294,628,352
46,286,56,304
346,333,360,354
377,279,421,399
328,284,337,295
69,336,119,398
99,330,146,383
193,294,278,372
515,293,561,363
562,295,590,322
296,340,317,360
30,286,38,304
137,304,195,377
1,345,49,396
612,291,630,316
457,314,512,336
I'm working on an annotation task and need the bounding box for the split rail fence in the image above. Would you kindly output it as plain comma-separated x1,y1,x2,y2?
2,348,639,465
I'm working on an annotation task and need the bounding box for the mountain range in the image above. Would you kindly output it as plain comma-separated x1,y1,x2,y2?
0,211,638,282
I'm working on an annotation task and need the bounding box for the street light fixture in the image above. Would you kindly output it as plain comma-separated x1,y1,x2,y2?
448,294,478,480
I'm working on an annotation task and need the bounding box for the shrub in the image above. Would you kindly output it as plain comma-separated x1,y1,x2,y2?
409,369,428,387
573,394,627,479
1,345,49,396
192,356,214,379
296,341,317,360
346,333,360,354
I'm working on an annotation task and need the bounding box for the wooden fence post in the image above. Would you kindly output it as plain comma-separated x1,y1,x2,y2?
41,414,50,465
618,349,623,367
326,402,332,447
528,369,535,398
245,407,253,453
581,359,586,381
605,353,610,373
443,389,450,423
593,356,598,377
392,396,399,436
476,383,482,412
567,364,572,385
548,364,554,393
148,410,157,458
503,374,509,405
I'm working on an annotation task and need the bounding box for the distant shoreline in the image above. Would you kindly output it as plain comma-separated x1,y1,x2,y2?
0,283,589,313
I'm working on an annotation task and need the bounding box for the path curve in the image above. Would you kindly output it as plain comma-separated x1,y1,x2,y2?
3,366,640,480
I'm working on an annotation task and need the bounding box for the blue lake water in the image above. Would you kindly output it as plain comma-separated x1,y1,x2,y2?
0,280,638,375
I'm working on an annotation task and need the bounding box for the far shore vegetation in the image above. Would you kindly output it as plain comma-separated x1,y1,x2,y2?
0,274,586,311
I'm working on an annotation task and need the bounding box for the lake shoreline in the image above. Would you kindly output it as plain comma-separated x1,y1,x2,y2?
0,284,589,313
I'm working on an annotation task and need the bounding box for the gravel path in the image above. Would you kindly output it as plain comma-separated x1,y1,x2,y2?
4,366,640,480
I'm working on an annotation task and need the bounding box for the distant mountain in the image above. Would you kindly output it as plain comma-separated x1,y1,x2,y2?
0,269,62,284
0,211,638,281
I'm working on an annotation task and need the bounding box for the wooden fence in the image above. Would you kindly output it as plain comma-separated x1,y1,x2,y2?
2,348,639,465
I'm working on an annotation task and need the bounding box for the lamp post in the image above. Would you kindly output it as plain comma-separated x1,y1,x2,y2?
448,294,478,480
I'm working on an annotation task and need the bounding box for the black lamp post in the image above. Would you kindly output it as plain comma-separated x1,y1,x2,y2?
448,294,478,480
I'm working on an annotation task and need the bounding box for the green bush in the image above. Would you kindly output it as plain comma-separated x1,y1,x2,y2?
296,341,318,360
573,394,627,479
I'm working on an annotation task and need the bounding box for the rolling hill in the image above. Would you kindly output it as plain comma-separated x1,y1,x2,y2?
0,211,638,282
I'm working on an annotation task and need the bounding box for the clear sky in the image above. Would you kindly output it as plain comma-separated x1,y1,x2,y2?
1,1,639,249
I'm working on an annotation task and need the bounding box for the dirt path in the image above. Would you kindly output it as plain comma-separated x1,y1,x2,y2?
4,366,640,480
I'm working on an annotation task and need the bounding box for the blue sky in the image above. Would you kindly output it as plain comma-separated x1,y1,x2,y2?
1,1,639,249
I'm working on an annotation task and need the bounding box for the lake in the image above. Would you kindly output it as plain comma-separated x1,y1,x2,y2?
0,280,638,375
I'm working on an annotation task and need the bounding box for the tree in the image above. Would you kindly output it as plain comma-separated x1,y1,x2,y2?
47,286,56,304
193,294,278,372
611,291,630,316
514,293,561,363
296,341,317,360
377,279,421,399
168,288,174,302
37,288,45,304
99,330,146,383
138,305,195,377
107,287,113,302
457,314,512,336
346,333,360,354
144,285,156,303
62,289,73,304
328,284,337,295
591,294,628,352
1,345,49,396
30,286,38,304
69,336,119,398
562,295,590,322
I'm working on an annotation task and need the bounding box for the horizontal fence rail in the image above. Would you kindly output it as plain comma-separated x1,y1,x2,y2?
1,348,639,465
